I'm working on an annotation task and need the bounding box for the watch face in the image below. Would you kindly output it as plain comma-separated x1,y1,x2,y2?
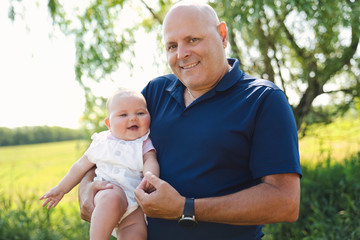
178,216,198,227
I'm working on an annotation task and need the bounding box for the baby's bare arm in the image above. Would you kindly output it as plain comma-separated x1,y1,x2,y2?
141,150,160,194
143,150,159,177
40,155,95,209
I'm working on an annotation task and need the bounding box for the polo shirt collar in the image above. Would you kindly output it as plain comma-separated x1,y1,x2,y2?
165,58,244,107
214,58,244,92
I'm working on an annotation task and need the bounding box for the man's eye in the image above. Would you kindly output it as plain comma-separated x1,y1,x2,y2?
167,44,177,51
189,38,198,43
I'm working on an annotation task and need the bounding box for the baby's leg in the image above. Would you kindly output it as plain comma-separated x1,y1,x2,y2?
116,207,147,240
90,185,127,240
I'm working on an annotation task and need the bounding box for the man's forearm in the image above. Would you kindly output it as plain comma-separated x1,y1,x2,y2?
194,173,300,225
77,167,115,221
78,167,96,193
78,167,96,221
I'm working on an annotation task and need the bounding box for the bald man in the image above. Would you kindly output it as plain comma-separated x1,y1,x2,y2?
79,2,301,239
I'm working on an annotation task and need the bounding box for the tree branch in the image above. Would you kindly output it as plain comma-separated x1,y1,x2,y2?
323,86,358,95
320,11,360,83
257,9,275,82
274,10,309,61
140,0,163,24
263,8,288,97
275,55,288,99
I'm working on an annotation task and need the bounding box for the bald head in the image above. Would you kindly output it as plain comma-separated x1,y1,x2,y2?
163,2,220,34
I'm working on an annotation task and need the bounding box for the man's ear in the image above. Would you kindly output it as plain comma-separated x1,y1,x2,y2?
105,118,111,130
218,22,228,48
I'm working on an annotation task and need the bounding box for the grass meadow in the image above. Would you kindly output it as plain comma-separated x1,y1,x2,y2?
0,140,92,239
1,117,359,239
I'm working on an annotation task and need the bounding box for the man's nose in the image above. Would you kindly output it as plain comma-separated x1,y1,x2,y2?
177,44,190,60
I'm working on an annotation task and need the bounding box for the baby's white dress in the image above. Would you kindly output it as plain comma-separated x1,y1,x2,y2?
84,130,154,223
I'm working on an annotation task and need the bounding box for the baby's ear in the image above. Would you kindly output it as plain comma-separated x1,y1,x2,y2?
105,118,111,129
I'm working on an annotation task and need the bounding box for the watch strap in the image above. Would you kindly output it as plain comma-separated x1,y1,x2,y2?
183,198,195,217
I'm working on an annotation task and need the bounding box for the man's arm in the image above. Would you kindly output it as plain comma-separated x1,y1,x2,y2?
195,173,300,225
78,167,113,222
135,172,300,225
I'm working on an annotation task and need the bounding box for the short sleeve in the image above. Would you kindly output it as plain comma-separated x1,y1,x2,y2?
83,133,99,161
142,137,155,155
83,131,110,163
250,90,302,179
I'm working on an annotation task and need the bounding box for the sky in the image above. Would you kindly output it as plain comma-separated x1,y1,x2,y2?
0,1,161,129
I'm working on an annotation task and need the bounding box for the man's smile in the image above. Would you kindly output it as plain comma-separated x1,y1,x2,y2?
181,61,200,69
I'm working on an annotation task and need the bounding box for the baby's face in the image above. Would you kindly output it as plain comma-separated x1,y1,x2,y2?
106,94,150,141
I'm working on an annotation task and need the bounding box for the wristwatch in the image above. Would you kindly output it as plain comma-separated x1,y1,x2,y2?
178,198,198,227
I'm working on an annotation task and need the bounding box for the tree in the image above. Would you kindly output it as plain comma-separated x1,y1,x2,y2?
213,0,360,130
9,0,360,130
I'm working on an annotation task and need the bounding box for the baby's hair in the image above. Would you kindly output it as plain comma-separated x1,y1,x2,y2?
106,89,145,116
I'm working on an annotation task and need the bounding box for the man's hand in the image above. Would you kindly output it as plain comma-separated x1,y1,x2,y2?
135,172,185,220
78,168,113,222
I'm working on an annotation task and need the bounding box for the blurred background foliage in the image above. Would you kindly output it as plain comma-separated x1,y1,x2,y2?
4,1,360,239
8,0,360,134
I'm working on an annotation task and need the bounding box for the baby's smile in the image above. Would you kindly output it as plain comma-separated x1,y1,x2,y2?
128,125,139,130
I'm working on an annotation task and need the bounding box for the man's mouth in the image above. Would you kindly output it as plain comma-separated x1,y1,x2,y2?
181,61,199,69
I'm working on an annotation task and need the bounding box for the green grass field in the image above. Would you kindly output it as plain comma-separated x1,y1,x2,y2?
2,119,359,196
0,140,89,203
0,117,359,239
0,140,92,239
299,117,360,166
1,117,359,205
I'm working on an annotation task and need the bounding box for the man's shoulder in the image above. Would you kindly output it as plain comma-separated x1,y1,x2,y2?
144,74,179,94
241,74,281,91
150,74,178,84
142,74,179,100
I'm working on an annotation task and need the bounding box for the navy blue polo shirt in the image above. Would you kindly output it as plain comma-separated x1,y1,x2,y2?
142,59,301,240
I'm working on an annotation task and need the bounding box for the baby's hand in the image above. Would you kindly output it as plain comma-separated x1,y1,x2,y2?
142,172,157,193
40,187,65,209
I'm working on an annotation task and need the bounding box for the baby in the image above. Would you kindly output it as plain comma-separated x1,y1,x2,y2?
40,89,159,240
